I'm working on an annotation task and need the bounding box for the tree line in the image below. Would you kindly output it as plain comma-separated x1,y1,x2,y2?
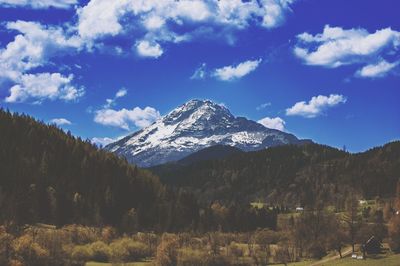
0,109,276,233
152,141,400,208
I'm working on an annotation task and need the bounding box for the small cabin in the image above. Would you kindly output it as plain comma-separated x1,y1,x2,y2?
363,236,382,255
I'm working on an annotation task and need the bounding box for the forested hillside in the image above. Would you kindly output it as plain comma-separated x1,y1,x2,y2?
0,109,278,233
0,109,169,230
152,142,400,207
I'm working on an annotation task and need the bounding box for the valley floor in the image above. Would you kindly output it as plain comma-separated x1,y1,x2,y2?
84,252,400,266
289,251,400,266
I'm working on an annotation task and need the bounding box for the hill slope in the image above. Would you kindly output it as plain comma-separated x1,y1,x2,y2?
0,109,169,230
173,144,243,165
152,142,400,206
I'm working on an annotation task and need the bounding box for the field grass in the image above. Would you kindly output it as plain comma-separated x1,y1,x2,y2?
85,261,153,266
286,253,400,266
287,260,316,265
320,253,400,266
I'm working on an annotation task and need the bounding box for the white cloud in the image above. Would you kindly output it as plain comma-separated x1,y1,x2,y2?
260,0,295,28
286,94,347,118
0,21,81,80
256,102,271,110
136,40,163,58
143,16,165,30
50,118,72,126
77,0,131,41
0,21,84,103
214,59,261,81
103,88,128,108
190,63,207,80
0,0,77,9
76,0,296,53
115,88,128,98
173,0,211,22
91,136,124,147
94,106,161,130
356,60,399,78
258,116,285,131
294,25,400,69
5,73,84,103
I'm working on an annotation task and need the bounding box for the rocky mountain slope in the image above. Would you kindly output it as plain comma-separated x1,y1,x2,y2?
106,99,311,167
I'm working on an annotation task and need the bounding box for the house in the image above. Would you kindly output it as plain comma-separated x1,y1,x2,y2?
359,199,367,205
295,207,304,212
363,236,382,255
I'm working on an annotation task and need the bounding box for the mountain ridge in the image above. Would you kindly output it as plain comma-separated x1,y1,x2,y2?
106,99,311,167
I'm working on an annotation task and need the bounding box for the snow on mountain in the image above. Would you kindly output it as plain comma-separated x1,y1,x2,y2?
105,99,310,167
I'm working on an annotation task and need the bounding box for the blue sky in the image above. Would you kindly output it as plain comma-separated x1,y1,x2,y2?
0,0,399,152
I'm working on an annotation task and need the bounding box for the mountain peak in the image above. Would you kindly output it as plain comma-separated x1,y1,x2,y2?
106,99,310,167
162,99,233,126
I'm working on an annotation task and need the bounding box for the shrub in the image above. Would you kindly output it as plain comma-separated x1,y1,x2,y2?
12,235,50,266
389,215,400,252
23,226,70,264
307,242,326,259
178,247,207,266
155,234,179,266
205,254,231,266
110,237,151,262
229,242,244,258
101,226,117,243
0,227,13,265
89,241,110,262
274,246,290,265
63,225,100,245
71,245,93,264
9,259,24,266
178,248,233,266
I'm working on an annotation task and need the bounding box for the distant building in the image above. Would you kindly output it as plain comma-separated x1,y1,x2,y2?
363,236,382,255
359,199,367,205
295,207,304,212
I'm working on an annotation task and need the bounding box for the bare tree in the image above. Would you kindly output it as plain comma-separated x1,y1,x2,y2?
343,192,360,253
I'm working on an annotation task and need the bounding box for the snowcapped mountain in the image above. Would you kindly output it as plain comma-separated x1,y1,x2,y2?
106,99,311,167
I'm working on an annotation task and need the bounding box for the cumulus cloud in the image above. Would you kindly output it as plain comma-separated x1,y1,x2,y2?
77,0,131,41
0,21,84,103
0,0,77,9
0,21,81,80
50,118,72,126
213,59,262,81
136,40,163,58
258,117,285,131
76,0,297,53
5,73,84,103
286,94,347,118
356,60,399,78
94,106,161,130
294,25,400,77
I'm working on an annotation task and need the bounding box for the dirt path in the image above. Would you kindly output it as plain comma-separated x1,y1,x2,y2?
309,247,353,266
